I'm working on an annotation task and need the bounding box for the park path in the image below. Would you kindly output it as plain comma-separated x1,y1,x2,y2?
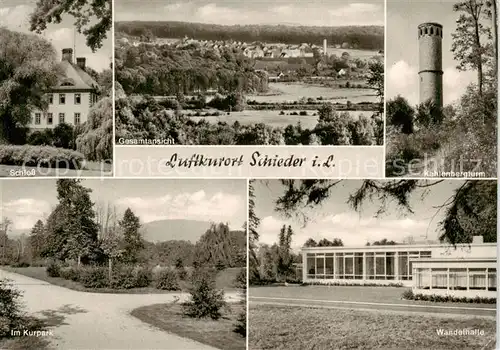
1,270,240,350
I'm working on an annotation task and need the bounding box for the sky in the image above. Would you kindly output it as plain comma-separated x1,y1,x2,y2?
115,0,384,26
0,0,111,71
386,0,476,106
253,179,473,250
0,179,247,233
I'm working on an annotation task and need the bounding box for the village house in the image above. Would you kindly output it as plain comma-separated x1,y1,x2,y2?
29,48,100,130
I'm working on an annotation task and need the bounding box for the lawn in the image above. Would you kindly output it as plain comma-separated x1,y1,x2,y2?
248,304,496,350
131,302,246,350
250,285,496,309
1,266,240,293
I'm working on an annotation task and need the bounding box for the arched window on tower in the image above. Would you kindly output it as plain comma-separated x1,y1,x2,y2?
430,27,434,35
424,27,428,35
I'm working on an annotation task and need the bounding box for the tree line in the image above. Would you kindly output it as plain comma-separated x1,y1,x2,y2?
116,21,384,50
0,180,246,271
115,39,269,96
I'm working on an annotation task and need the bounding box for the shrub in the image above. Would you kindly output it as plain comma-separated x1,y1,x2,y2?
0,279,23,337
233,309,246,337
79,266,109,288
299,111,308,116
155,269,180,291
0,145,84,169
10,261,30,268
182,268,227,320
46,261,61,277
233,268,246,289
176,267,187,281
401,289,414,300
110,265,136,289
134,266,153,288
27,130,53,146
53,123,75,149
405,292,496,304
60,267,80,282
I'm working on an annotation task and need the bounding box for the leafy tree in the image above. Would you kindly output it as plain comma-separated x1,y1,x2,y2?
415,100,444,128
53,123,75,149
0,28,60,143
29,0,112,52
368,239,397,246
119,208,143,264
451,0,492,96
366,60,384,112
29,220,46,261
195,223,245,268
57,179,100,265
276,225,294,281
317,238,344,247
100,226,125,279
303,238,318,247
76,97,113,161
386,96,414,134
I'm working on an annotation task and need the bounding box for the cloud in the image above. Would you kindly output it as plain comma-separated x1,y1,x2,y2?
387,60,475,106
2,198,52,231
387,60,419,105
115,191,243,227
0,5,32,30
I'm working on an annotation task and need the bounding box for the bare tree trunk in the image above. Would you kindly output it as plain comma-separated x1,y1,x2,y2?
108,258,113,280
77,255,81,267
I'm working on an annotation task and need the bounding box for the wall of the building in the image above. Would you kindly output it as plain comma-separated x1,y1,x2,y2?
301,243,497,285
418,25,443,107
29,91,95,130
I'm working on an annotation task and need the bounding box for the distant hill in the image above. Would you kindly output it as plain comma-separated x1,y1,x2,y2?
140,219,213,243
115,21,384,50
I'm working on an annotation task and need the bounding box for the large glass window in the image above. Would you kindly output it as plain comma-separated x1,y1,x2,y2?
354,253,363,280
345,254,354,279
431,268,448,289
469,268,487,290
408,252,419,279
386,252,395,280
306,254,315,278
375,253,385,280
325,255,334,276
449,268,467,290
335,253,344,279
366,253,374,280
316,255,325,276
488,268,496,291
398,252,408,280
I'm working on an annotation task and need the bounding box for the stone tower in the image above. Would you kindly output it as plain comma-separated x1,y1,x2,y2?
418,22,443,108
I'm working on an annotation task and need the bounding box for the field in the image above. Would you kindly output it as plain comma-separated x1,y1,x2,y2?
248,304,496,350
190,110,369,129
248,82,378,104
132,302,245,350
2,266,240,293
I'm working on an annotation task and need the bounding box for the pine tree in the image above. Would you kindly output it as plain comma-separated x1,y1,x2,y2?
119,208,143,264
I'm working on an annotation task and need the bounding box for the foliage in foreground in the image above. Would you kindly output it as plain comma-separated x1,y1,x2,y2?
0,145,84,169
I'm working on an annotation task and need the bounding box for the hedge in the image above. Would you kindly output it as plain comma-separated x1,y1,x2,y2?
402,289,496,304
0,145,84,169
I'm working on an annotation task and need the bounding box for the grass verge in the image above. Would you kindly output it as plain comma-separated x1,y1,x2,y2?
248,304,496,350
131,302,245,350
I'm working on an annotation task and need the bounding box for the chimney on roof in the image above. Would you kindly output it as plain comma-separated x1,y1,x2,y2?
472,236,484,244
62,48,73,63
76,57,86,70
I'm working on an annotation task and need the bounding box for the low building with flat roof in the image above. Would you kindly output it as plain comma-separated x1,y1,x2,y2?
301,236,496,298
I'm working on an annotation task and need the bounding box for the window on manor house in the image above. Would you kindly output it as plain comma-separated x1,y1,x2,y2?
48,94,53,104
35,113,41,125
74,113,81,125
47,113,53,125
59,94,66,104
59,113,65,124
75,93,81,104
